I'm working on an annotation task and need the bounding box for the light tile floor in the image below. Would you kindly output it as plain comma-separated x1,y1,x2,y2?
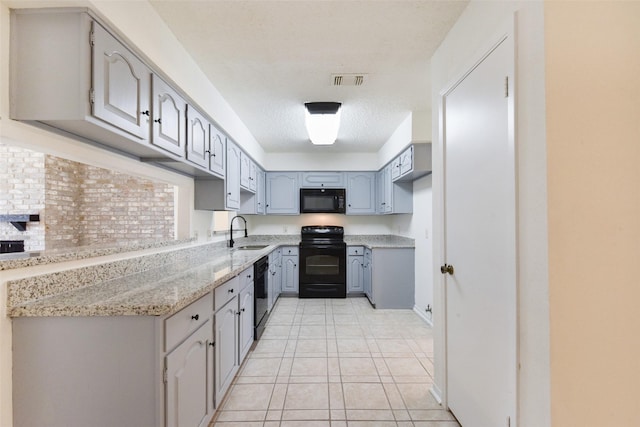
210,297,460,427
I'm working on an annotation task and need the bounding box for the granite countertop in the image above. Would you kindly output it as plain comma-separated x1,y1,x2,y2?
6,234,412,318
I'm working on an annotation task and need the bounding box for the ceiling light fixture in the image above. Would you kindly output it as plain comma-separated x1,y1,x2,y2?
304,102,342,145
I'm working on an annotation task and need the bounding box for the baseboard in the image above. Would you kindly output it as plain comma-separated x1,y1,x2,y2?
413,305,433,327
430,384,443,405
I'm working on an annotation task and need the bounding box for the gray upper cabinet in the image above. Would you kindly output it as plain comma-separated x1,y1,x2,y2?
240,152,257,192
10,10,156,154
376,164,412,214
300,172,345,188
226,141,242,210
10,8,228,179
91,22,151,141
266,172,299,215
392,144,432,182
346,172,376,215
151,75,187,157
209,126,226,178
256,169,266,214
186,106,209,168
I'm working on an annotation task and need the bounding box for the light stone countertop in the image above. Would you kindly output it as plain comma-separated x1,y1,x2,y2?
6,234,413,318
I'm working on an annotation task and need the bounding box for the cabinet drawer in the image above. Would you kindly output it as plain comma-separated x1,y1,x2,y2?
348,246,365,256
282,246,299,256
165,293,212,352
240,266,254,291
215,275,241,311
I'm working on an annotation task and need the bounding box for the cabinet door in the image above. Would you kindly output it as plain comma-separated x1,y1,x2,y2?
238,282,254,362
282,255,299,293
151,75,187,156
166,320,212,427
209,126,225,178
383,165,393,213
249,161,258,192
268,250,282,309
300,172,345,188
240,151,252,190
347,255,364,293
225,141,241,210
364,250,373,302
391,156,401,180
346,172,376,215
214,299,238,407
266,172,299,214
91,22,151,140
186,106,209,168
256,169,266,214
399,146,414,177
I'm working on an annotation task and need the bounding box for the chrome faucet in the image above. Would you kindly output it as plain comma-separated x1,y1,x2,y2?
229,215,247,248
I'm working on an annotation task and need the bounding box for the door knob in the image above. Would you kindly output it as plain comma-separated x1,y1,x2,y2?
440,264,454,275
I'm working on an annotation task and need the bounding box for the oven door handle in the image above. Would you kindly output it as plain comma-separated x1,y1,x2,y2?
300,245,344,250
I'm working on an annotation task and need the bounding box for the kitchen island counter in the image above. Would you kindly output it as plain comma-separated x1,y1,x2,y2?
5,234,411,318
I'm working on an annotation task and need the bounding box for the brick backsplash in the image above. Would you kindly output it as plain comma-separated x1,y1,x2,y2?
45,156,175,249
1,144,175,251
0,145,46,251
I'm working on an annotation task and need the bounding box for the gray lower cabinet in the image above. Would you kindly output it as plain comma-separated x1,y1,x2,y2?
166,320,214,427
214,296,238,407
214,269,254,407
12,293,215,427
266,172,299,214
363,248,372,300
12,269,258,427
281,246,299,294
268,248,282,309
366,248,415,308
347,246,365,293
238,271,255,361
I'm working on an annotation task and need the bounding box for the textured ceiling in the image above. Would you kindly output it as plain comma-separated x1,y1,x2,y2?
149,0,468,153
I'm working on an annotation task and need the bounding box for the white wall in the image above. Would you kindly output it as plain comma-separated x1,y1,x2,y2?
392,175,433,323
430,1,549,426
245,213,394,236
264,152,379,171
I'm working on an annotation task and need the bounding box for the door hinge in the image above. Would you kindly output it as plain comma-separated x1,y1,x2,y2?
89,88,95,105
89,30,95,47
505,76,509,98
162,367,167,384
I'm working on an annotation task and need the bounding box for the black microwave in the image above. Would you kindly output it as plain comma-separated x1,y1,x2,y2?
300,188,346,214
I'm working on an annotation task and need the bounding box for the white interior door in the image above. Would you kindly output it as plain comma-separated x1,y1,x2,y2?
442,33,516,427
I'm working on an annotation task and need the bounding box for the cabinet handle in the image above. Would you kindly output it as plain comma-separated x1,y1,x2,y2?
141,110,150,116
228,288,234,293
236,311,241,317
191,314,199,321
228,192,232,196
154,118,161,124
209,342,215,347
247,274,252,279
241,308,245,312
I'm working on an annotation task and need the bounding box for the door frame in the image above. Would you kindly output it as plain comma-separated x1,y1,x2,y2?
433,16,519,423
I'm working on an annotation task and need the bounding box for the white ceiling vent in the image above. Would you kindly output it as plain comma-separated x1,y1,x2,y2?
332,73,367,86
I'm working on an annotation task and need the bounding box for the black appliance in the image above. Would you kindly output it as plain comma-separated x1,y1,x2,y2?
300,188,346,214
299,225,347,298
254,256,269,340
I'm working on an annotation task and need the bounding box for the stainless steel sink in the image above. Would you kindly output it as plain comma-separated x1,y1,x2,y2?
234,245,268,251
